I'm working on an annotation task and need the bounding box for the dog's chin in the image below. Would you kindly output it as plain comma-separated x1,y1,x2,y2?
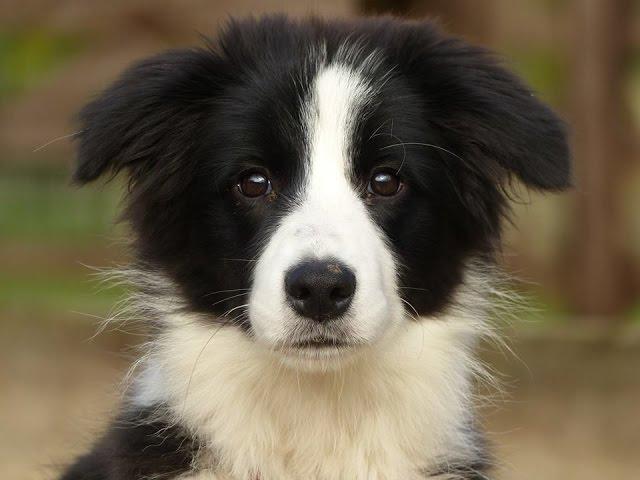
277,345,364,372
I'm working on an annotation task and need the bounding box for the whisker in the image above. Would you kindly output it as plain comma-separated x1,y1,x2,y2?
33,131,82,153
380,142,465,163
399,286,430,292
219,303,250,319
202,288,250,298
209,291,249,308
399,297,420,321
368,118,392,141
221,258,258,263
368,126,408,174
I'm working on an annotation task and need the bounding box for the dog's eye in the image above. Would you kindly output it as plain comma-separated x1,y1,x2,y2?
368,170,402,197
238,171,272,198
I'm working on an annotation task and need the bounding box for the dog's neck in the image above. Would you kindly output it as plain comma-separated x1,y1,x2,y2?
133,312,486,479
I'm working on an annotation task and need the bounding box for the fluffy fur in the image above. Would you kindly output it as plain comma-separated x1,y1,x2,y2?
61,15,570,480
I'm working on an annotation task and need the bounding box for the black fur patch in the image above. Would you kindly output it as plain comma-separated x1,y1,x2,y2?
60,406,198,480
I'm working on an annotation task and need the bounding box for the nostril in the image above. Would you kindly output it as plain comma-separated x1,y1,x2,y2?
330,284,354,301
295,286,311,300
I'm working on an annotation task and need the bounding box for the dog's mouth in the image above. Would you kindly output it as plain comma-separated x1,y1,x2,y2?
289,337,352,349
275,333,362,354
268,329,369,370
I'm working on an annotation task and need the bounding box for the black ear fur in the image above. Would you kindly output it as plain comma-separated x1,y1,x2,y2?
443,48,573,191
73,48,224,185
389,20,572,192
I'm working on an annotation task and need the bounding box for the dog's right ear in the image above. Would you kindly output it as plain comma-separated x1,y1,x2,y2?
73,48,224,185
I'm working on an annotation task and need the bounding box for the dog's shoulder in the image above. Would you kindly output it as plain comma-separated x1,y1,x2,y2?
60,406,197,480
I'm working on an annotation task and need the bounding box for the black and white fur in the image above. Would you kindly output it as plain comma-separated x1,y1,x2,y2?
61,15,570,480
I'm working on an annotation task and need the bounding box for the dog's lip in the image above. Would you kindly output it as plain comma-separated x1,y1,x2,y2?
281,336,356,350
291,338,349,349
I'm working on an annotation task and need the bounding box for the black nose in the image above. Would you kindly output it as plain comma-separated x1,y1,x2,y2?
284,260,356,322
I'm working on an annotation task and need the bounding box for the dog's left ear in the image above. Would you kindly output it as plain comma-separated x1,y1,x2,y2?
394,22,572,191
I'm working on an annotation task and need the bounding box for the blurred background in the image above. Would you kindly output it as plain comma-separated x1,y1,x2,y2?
1,1,639,479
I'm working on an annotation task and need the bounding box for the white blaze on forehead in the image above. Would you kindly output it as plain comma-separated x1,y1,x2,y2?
305,64,373,203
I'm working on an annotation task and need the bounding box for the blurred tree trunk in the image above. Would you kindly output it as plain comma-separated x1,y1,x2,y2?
567,0,636,318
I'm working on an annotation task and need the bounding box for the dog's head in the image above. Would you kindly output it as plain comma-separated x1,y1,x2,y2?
74,16,570,367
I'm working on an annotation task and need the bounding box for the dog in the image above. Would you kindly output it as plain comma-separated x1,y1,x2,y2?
60,15,570,480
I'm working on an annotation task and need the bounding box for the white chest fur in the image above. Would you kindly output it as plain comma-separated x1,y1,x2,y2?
134,312,484,480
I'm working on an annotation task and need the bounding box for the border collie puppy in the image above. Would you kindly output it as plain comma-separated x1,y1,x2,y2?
61,15,570,480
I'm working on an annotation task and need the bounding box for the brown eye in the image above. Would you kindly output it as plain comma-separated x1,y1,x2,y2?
368,170,402,197
238,171,272,198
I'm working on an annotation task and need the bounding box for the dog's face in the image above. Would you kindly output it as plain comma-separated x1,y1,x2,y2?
74,17,570,366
